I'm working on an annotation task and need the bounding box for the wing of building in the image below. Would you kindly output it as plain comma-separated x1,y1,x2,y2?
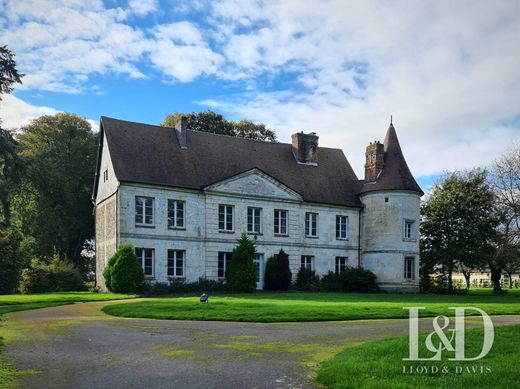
93,116,423,292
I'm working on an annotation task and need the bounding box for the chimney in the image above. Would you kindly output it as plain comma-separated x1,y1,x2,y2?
291,131,319,165
364,141,384,182
175,115,188,150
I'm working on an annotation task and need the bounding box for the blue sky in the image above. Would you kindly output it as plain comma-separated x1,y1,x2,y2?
1,0,519,192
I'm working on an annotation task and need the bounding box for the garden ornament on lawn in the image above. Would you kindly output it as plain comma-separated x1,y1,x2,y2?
200,293,209,303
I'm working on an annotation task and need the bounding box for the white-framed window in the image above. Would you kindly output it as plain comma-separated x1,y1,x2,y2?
274,209,288,235
135,248,154,277
103,169,108,182
218,252,232,278
167,249,185,278
404,220,415,240
168,200,185,229
247,207,262,234
404,256,415,280
135,196,154,226
305,212,318,237
218,205,234,232
336,215,348,240
301,255,314,270
335,256,348,273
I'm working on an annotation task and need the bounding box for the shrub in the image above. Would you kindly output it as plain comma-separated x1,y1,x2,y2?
338,267,378,292
104,244,144,293
143,278,229,295
264,249,292,291
0,228,23,294
320,271,343,292
19,252,84,294
295,266,320,291
226,233,258,292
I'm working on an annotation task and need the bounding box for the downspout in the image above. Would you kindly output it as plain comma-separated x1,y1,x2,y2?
357,206,363,268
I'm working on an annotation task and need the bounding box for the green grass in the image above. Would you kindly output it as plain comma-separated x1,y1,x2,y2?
102,290,520,322
317,324,520,389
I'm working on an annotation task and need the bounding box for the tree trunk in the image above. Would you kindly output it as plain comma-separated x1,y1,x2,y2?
447,265,453,292
464,273,471,289
490,266,502,293
508,272,513,289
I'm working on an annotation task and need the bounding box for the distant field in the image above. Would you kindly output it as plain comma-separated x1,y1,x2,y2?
103,290,520,322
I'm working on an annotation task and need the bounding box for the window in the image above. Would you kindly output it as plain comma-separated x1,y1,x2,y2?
301,255,314,270
336,216,348,240
218,205,234,231
404,220,415,240
103,169,108,182
335,257,348,273
274,209,288,235
404,257,415,280
168,200,185,229
247,207,262,234
218,252,232,278
305,212,318,237
135,248,154,277
167,250,185,278
135,196,154,226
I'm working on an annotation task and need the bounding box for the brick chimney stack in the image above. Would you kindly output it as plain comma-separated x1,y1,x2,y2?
364,141,384,182
175,115,188,150
291,131,319,165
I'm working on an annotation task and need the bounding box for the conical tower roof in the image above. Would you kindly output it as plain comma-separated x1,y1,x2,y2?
359,122,423,195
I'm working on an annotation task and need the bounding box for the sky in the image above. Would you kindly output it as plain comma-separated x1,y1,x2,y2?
0,0,519,191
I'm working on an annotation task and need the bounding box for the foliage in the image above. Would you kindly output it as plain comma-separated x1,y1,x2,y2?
225,233,258,292
421,169,500,292
0,45,24,98
295,266,320,291
263,249,292,291
320,271,344,292
337,267,379,292
0,228,23,294
162,110,277,142
19,252,84,294
15,113,98,263
103,244,144,293
0,127,23,227
142,278,229,295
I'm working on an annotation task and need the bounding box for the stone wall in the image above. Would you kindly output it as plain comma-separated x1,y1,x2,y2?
95,192,117,290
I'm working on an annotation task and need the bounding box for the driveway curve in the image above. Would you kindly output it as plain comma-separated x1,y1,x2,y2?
4,301,520,389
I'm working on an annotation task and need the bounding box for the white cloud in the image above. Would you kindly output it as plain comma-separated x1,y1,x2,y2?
128,0,158,16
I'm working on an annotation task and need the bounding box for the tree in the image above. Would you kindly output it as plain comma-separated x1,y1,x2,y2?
162,110,277,142
421,169,499,292
0,45,24,99
0,127,22,226
103,244,144,293
264,249,292,291
0,228,22,293
225,233,258,292
15,113,98,263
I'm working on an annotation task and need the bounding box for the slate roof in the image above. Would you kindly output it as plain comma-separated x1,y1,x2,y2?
94,117,364,207
359,123,424,196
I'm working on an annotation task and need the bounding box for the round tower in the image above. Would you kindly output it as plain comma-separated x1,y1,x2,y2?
359,121,423,292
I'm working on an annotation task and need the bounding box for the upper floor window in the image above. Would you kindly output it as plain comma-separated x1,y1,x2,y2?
218,252,232,278
135,196,154,226
103,169,108,182
335,256,348,273
336,215,348,240
274,209,288,235
168,200,185,229
167,249,185,278
301,255,314,270
247,207,262,234
219,205,234,232
404,220,415,240
404,256,415,280
135,248,154,277
305,212,318,237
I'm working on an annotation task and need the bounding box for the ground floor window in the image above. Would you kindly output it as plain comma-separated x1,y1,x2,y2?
218,252,232,278
135,248,154,277
404,256,415,280
167,250,185,278
335,256,348,273
301,255,314,270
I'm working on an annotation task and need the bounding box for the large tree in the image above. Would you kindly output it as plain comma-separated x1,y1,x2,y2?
162,110,277,142
0,45,24,98
15,113,98,263
421,169,499,291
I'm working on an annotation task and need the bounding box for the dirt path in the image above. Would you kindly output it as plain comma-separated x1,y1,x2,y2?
3,301,520,389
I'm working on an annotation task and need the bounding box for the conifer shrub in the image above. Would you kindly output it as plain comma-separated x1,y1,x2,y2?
103,244,144,293
264,249,292,290
295,266,320,291
225,233,258,292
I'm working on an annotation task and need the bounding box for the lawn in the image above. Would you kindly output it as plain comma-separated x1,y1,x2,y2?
317,324,520,389
102,289,520,322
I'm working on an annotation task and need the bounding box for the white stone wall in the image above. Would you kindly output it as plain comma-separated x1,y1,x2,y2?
360,191,421,291
95,133,119,204
95,193,117,290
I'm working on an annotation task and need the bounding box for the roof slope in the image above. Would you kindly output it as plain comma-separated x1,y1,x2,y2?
96,116,364,207
360,123,423,195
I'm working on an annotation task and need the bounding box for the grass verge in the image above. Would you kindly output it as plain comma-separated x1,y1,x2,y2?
317,323,520,389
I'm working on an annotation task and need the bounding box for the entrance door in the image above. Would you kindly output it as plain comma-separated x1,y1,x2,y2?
254,253,264,290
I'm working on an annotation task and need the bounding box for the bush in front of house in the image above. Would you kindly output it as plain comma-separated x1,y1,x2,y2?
19,252,84,294
103,244,144,293
320,271,343,292
337,267,379,292
264,249,292,291
226,233,258,292
295,266,320,291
